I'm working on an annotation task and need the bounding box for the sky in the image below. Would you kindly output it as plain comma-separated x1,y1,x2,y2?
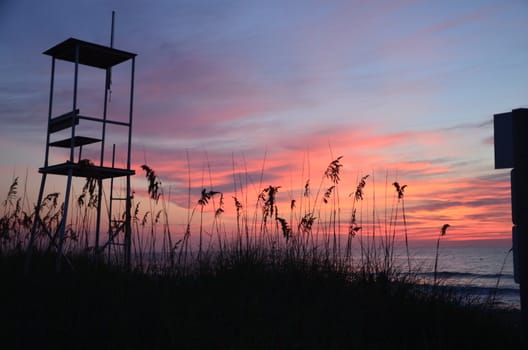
1,0,527,247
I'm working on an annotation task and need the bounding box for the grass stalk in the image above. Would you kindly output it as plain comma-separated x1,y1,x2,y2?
434,224,450,286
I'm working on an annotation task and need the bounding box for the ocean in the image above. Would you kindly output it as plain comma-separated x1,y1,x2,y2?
136,244,521,309
395,246,520,309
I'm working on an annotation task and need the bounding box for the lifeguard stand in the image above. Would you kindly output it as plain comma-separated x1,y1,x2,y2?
27,37,136,270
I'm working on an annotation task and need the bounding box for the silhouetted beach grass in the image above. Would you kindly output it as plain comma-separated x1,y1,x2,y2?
0,158,523,349
0,250,522,349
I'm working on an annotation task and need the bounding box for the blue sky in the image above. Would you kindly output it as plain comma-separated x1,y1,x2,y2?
1,0,527,243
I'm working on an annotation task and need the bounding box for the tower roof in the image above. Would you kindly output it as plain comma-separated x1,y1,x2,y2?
43,37,136,69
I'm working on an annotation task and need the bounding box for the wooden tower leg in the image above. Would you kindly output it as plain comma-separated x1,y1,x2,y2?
24,173,48,274
56,169,73,273
95,178,103,259
124,173,132,268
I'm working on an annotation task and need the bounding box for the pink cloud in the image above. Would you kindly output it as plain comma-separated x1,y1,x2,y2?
127,121,510,246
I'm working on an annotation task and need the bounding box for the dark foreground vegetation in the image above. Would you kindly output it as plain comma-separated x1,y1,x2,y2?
0,158,523,349
0,251,522,350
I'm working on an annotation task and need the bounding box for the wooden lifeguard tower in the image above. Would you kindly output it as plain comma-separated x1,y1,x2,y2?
26,36,136,270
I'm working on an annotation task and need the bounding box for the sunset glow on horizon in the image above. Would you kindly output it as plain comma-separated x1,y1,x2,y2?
1,0,527,247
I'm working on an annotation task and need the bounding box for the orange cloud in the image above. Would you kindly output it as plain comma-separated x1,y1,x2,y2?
130,128,511,248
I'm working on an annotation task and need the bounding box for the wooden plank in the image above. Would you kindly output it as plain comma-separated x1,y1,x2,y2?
49,136,101,148
39,162,135,179
49,110,79,133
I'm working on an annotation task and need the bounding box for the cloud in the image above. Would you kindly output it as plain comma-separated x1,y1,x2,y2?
1,0,523,245
127,118,511,243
